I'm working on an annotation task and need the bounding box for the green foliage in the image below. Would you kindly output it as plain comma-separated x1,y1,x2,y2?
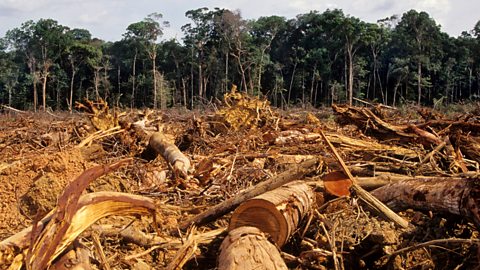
1,8,479,110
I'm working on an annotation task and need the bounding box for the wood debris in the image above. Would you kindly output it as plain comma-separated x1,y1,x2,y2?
1,96,480,269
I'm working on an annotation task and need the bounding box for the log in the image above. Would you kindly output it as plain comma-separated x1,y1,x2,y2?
148,132,191,178
218,226,288,270
371,177,480,228
229,181,315,247
179,158,319,230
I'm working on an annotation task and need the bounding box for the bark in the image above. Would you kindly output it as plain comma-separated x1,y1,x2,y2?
417,59,422,105
229,181,315,247
287,61,298,105
69,67,76,113
151,47,157,109
347,44,354,106
179,158,318,230
218,226,288,270
371,177,480,229
131,49,137,108
148,132,191,178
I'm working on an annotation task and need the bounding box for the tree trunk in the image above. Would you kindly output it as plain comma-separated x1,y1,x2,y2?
41,72,48,112
371,177,480,228
131,49,137,108
347,44,354,106
310,64,317,105
287,61,298,106
69,67,76,113
198,47,204,100
181,78,187,109
218,226,288,270
229,181,315,247
27,57,38,112
392,81,401,107
257,50,265,94
152,50,157,109
94,67,100,101
417,59,422,105
225,52,229,94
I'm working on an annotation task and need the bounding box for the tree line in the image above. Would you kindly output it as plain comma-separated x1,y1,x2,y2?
0,8,479,111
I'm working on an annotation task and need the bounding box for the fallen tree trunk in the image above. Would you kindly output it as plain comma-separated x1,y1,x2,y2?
179,158,319,230
371,177,480,228
148,132,191,178
229,181,315,247
218,226,288,270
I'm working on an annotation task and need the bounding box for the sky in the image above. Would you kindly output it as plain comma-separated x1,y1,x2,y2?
0,0,478,42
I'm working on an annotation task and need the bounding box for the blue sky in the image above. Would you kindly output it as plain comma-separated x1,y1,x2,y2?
0,0,478,41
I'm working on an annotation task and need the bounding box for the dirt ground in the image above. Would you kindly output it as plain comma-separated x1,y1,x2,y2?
1,96,479,269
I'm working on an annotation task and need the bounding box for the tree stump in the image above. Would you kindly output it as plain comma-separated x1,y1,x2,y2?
218,226,287,270
228,181,315,247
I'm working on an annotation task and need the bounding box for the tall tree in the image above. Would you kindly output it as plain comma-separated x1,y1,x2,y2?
125,13,169,108
341,16,367,105
394,10,441,105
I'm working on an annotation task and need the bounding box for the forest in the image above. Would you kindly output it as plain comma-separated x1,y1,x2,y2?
3,7,480,270
0,7,479,111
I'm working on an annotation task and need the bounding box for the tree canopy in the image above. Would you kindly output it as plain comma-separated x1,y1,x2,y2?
1,8,479,110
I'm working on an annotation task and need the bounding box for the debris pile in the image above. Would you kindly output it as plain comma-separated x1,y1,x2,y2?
1,96,479,269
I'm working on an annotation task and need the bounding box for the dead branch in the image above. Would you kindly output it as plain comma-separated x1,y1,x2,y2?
319,130,410,228
165,227,198,270
179,158,319,230
148,132,191,178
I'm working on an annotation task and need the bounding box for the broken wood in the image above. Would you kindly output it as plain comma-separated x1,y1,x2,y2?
179,158,319,230
319,130,410,228
371,177,480,228
218,226,288,270
229,181,315,247
148,132,191,178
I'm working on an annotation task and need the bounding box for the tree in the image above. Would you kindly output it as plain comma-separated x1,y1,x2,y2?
182,7,214,104
341,16,367,105
125,13,169,109
394,10,441,105
250,16,286,94
0,39,20,107
65,28,97,111
364,23,390,103
6,21,39,110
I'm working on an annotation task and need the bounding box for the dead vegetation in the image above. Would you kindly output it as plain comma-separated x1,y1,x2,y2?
1,92,480,269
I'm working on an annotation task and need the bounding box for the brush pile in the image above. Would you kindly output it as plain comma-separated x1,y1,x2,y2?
0,94,479,269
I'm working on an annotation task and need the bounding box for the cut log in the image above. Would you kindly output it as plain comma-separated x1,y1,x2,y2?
179,158,318,230
229,181,315,247
218,226,288,270
371,177,480,228
148,132,191,178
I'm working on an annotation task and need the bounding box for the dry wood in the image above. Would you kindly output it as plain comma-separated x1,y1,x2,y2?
165,227,198,270
218,226,288,270
27,191,156,270
148,132,191,178
371,177,480,228
229,181,315,247
179,158,319,230
319,130,410,228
